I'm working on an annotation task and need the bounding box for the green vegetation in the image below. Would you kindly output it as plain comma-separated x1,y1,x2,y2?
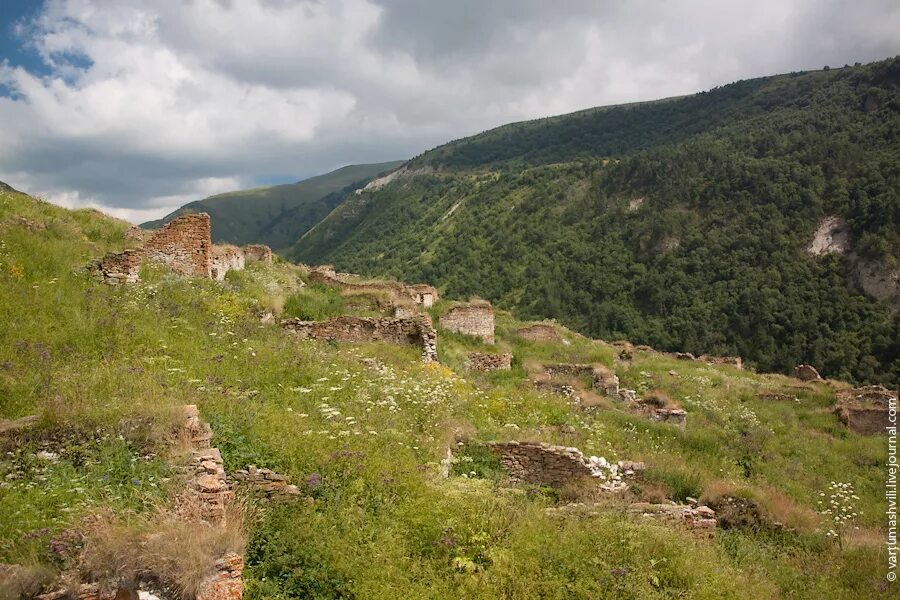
0,139,892,596
291,58,900,387
142,161,404,250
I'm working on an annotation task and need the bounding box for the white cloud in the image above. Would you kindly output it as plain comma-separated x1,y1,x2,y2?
0,0,897,223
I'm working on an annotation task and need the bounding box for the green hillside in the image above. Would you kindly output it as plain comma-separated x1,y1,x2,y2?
291,59,900,386
141,161,404,250
0,187,892,598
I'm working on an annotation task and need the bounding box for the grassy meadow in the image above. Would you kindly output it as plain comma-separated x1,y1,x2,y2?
0,189,892,599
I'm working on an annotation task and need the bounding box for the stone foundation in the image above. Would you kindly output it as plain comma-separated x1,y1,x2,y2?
515,323,561,342
282,315,438,362
646,408,688,429
539,363,619,397
439,302,495,343
88,249,143,285
466,352,512,372
486,441,641,492
230,465,301,500
833,385,897,435
308,265,437,307
698,355,743,369
627,502,717,529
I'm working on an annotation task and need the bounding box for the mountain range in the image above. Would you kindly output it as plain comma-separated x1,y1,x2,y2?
140,160,403,250
145,58,900,385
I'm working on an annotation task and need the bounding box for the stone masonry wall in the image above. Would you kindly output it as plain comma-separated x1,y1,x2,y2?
439,302,494,343
243,244,273,263
282,315,438,362
833,385,897,435
143,213,212,278
89,249,143,285
466,352,512,372
515,323,561,342
485,441,642,492
230,465,301,500
183,405,244,599
308,265,437,307
211,244,245,281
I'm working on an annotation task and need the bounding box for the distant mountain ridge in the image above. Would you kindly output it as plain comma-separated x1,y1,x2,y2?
290,58,900,385
140,161,404,250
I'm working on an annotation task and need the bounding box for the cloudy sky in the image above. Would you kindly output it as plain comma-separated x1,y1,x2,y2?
0,0,898,223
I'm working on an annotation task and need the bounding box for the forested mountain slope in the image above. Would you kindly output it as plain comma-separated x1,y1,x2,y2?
141,160,403,250
291,59,900,386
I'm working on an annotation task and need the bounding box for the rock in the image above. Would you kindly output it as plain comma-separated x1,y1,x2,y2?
793,364,822,381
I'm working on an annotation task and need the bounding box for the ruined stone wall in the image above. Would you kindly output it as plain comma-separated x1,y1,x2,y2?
143,213,212,278
515,323,561,342
196,553,243,600
282,315,438,362
439,302,494,343
88,249,143,285
485,441,641,492
466,352,512,372
834,385,897,435
243,244,273,263
183,405,244,599
487,441,597,487
698,355,743,369
184,405,230,524
839,407,891,435
407,284,438,307
210,244,245,281
541,363,619,397
230,465,301,500
309,265,437,308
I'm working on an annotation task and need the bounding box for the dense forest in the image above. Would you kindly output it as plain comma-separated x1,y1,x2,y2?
292,59,900,386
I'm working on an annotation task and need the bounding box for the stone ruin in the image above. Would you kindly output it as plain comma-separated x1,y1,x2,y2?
142,214,213,278
211,245,245,281
466,352,512,372
243,244,273,263
230,465,301,501
794,364,822,381
282,315,438,363
182,405,244,599
439,301,495,343
183,405,231,524
89,213,274,285
407,284,438,308
670,352,742,369
485,441,643,493
699,355,743,369
31,407,243,600
547,500,717,530
541,363,620,397
515,323,561,342
308,265,438,309
643,407,688,429
833,385,897,435
614,388,687,430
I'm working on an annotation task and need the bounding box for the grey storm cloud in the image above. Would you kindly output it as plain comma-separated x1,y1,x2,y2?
0,0,898,222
